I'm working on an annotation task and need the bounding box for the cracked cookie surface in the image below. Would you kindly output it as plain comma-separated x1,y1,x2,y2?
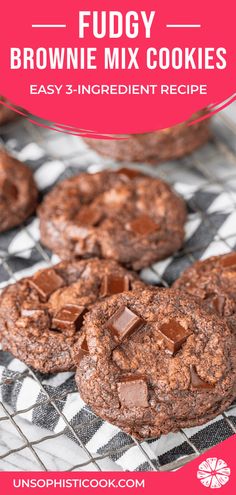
0,258,144,373
75,288,236,439
39,169,186,270
174,253,236,333
0,149,38,232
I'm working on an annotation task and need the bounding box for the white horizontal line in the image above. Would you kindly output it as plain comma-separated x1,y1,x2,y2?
32,24,67,28
166,24,201,28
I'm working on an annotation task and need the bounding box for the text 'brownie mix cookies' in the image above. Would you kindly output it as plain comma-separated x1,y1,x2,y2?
0,258,144,373
0,149,38,232
75,288,236,439
39,169,186,270
174,253,236,333
83,111,210,163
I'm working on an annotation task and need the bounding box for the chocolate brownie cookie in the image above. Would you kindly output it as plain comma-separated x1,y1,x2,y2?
39,169,186,270
0,258,144,373
0,96,21,126
0,149,38,232
174,253,236,333
75,288,236,439
83,111,210,163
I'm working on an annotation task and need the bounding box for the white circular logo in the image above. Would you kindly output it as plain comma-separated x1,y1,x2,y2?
197,458,231,489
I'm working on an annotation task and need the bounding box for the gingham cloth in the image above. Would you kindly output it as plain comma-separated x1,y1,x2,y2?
1,119,236,471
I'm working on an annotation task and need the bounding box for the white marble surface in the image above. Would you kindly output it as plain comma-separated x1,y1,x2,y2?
0,414,119,472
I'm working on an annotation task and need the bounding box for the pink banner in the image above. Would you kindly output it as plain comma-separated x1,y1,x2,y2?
1,436,236,494
0,0,236,134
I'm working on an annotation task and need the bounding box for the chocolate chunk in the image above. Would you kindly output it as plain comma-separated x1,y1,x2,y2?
52,305,87,335
220,253,236,268
116,168,142,180
100,275,130,297
126,214,160,236
77,208,102,226
212,295,225,316
29,269,64,301
190,365,214,390
118,376,148,408
107,306,144,340
76,337,89,363
0,177,17,200
158,319,192,355
204,293,226,316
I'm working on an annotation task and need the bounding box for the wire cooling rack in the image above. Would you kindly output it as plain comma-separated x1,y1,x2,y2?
1,107,236,472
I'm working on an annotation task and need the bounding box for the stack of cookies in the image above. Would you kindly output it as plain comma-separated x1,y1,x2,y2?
1,158,236,441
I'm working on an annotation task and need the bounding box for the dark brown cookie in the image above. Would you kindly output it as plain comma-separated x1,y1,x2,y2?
0,96,22,126
83,111,210,163
0,149,38,232
75,288,236,439
38,169,186,270
173,253,236,332
0,258,144,373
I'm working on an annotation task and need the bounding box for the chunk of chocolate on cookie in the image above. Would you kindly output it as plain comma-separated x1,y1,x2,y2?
107,306,144,340
220,253,236,269
126,214,160,236
100,275,130,297
116,168,143,180
190,365,214,390
118,376,148,408
158,319,192,355
76,207,103,227
75,337,90,363
29,269,64,301
211,295,226,316
52,305,87,335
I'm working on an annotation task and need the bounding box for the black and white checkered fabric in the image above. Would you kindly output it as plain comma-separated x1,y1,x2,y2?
1,113,236,472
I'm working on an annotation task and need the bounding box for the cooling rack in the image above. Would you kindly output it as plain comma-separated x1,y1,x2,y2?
1,106,236,472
